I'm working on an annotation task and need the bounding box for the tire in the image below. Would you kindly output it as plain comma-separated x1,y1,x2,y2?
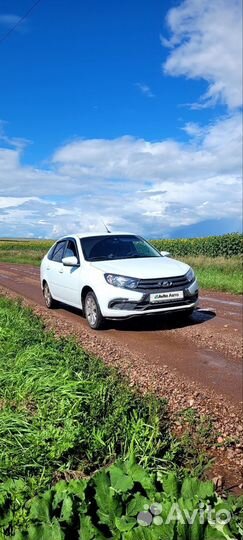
84,291,104,330
43,282,56,309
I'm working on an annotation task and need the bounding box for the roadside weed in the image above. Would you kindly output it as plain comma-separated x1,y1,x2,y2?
0,297,168,485
0,296,242,538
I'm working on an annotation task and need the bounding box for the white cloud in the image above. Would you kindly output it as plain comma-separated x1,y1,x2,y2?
135,83,155,98
0,113,241,238
0,120,31,150
0,146,73,197
162,0,242,109
53,114,241,184
0,197,39,209
181,122,205,138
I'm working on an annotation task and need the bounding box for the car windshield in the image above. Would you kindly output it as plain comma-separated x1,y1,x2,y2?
80,235,161,261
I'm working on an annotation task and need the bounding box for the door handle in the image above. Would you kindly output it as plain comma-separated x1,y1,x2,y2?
58,268,64,273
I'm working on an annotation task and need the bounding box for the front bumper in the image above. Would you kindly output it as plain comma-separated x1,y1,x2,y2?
101,279,199,318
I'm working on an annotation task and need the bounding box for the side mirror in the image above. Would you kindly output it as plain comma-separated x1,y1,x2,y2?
160,251,171,257
62,256,79,266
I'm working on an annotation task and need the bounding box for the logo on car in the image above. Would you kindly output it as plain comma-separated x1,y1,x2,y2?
161,280,173,287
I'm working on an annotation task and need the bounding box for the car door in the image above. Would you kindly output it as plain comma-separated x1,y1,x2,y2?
60,238,82,306
47,239,67,300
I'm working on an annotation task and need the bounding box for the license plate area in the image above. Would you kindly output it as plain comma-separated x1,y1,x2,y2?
150,291,184,303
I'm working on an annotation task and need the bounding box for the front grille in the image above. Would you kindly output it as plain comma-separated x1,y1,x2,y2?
136,274,189,291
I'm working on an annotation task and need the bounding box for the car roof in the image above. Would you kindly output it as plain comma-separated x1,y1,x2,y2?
56,232,137,241
78,232,136,239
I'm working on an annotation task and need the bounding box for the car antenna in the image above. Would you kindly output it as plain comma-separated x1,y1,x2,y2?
102,220,111,233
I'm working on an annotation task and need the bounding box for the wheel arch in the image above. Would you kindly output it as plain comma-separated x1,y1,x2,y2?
42,279,54,299
81,285,94,310
42,278,47,291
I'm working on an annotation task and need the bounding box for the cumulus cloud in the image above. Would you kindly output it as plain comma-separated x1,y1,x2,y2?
181,122,205,138
53,114,241,183
0,197,40,209
0,113,241,238
162,0,242,109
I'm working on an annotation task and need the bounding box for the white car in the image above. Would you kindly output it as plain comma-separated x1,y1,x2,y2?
40,232,199,329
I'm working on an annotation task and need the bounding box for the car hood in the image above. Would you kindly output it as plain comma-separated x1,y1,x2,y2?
90,256,190,279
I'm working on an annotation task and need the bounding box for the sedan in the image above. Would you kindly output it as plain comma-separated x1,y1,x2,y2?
40,232,199,329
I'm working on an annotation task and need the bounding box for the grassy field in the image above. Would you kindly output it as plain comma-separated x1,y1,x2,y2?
181,255,242,295
0,240,52,266
0,296,242,538
0,239,242,294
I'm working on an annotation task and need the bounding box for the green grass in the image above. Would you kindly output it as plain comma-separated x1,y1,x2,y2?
1,297,242,538
0,249,47,265
0,240,52,266
0,296,216,488
0,240,53,250
182,255,242,294
0,296,170,487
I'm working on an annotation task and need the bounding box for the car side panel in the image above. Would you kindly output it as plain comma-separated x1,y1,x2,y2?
56,265,82,306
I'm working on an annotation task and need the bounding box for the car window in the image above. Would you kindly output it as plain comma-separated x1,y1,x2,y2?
51,240,66,263
80,235,161,261
47,244,56,260
132,239,155,257
64,239,79,262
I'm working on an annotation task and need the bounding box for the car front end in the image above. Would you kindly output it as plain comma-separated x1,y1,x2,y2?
89,260,199,319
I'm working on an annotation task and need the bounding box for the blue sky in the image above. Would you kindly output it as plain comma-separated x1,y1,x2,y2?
0,0,242,238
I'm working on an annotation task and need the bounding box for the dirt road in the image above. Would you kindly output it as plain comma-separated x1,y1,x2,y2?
0,262,241,404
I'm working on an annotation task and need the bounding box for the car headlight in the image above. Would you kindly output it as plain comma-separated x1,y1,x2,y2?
104,273,139,289
186,268,195,283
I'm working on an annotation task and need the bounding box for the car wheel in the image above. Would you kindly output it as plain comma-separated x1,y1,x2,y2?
43,282,56,309
84,291,104,330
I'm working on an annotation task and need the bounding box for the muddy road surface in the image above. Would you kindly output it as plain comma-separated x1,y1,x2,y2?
0,262,242,406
